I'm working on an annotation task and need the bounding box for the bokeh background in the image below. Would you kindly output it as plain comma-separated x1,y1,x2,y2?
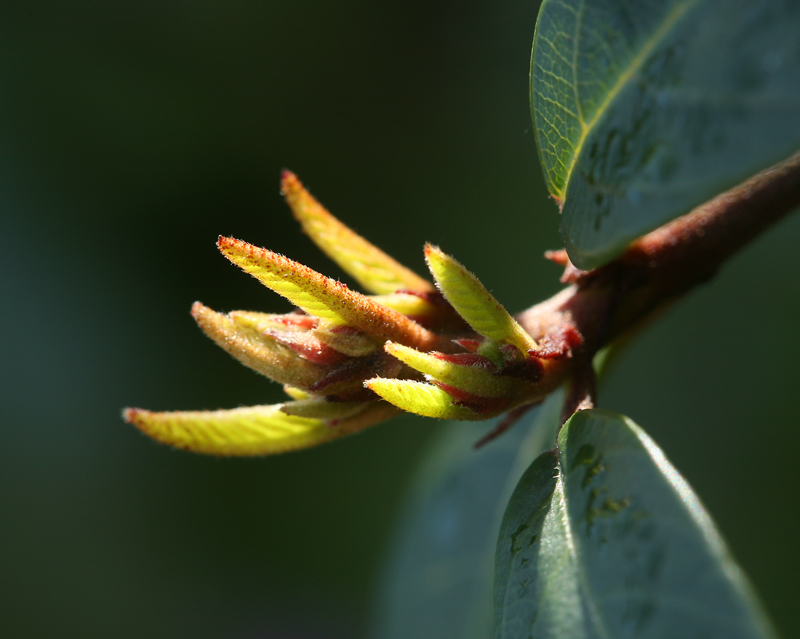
1,1,798,637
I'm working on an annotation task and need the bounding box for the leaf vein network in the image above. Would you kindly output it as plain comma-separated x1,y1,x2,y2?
554,0,700,201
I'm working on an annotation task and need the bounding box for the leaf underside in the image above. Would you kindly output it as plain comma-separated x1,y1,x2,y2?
532,0,800,268
494,409,776,638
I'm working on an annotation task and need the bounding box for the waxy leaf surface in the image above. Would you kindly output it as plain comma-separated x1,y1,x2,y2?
532,0,800,268
494,409,776,638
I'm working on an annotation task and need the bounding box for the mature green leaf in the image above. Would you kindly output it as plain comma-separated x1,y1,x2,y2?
495,409,776,638
372,390,563,639
532,0,800,268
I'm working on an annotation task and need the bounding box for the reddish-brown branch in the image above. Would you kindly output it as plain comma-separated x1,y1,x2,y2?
516,151,800,407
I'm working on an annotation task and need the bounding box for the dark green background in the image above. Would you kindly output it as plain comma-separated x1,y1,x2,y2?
1,1,797,637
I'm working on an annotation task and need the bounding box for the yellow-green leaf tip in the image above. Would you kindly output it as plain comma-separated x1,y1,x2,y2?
123,404,327,456
383,341,516,398
281,170,434,295
217,236,439,349
423,244,537,354
191,302,325,388
123,401,399,456
364,378,478,420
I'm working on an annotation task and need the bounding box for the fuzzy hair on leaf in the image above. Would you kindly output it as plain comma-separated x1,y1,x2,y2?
124,402,399,456
282,170,434,295
424,244,538,355
218,237,442,349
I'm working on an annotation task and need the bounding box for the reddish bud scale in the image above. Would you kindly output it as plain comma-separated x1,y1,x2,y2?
431,352,495,368
310,351,403,397
529,326,584,360
274,314,317,329
263,328,347,366
453,338,482,353
544,249,570,266
327,324,360,335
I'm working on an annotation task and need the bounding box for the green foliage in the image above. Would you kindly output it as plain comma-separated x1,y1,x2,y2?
494,410,776,638
532,0,800,269
378,2,799,635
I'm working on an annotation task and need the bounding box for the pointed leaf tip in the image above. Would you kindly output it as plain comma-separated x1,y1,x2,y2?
281,172,434,295
123,401,399,456
423,244,537,354
280,168,297,189
191,302,325,388
216,237,344,323
365,378,479,421
384,341,517,398
217,236,440,349
123,404,323,455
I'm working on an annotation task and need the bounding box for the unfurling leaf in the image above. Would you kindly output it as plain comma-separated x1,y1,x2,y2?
128,173,560,456
191,302,325,389
123,401,399,456
365,378,478,420
282,170,435,295
218,237,441,350
384,342,517,398
312,323,380,358
229,309,317,332
424,245,538,355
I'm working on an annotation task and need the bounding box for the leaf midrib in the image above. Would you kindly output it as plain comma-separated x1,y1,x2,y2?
558,0,701,202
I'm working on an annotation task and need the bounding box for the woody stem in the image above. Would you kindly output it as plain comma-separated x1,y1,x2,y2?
517,150,800,404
